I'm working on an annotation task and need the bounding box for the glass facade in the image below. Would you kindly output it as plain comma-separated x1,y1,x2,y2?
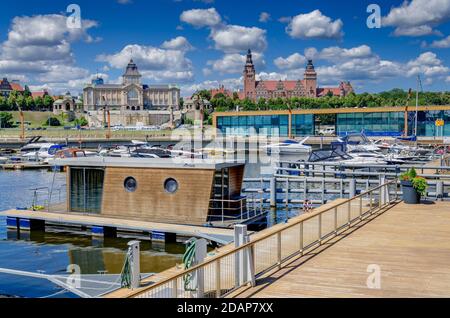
292,114,315,136
337,112,404,137
70,168,105,214
216,109,450,138
412,110,450,137
217,115,289,137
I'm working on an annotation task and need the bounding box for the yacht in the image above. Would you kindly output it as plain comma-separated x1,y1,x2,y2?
21,144,63,162
308,148,405,166
263,137,312,156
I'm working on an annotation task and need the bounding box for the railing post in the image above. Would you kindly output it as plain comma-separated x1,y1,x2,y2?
277,232,282,270
270,177,276,208
234,225,249,287
436,180,444,201
349,178,356,198
334,207,338,234
318,213,322,245
285,179,289,209
369,191,373,213
248,245,256,287
299,222,304,255
359,196,363,220
172,279,178,298
347,201,351,226
215,260,221,298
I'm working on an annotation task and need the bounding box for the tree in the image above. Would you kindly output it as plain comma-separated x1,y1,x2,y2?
43,95,54,110
74,116,89,127
0,112,14,128
34,96,44,110
196,90,212,101
23,85,32,98
44,117,61,127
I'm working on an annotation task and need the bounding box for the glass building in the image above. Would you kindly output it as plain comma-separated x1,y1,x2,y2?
216,114,289,137
336,112,404,137
214,106,450,138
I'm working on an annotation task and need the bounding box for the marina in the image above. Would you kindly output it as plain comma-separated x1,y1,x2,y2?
1,0,450,303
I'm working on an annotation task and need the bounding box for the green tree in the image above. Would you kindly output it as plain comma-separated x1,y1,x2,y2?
196,90,212,101
43,95,54,110
34,96,44,110
0,112,14,128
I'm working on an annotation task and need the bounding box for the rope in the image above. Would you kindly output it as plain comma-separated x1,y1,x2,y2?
183,239,197,291
120,248,133,289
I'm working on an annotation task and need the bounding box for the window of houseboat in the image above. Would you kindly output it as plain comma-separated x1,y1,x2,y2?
70,168,105,214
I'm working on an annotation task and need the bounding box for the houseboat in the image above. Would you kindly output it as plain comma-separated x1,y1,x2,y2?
55,157,247,226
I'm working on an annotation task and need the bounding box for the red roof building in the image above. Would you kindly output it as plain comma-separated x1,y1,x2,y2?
243,50,354,101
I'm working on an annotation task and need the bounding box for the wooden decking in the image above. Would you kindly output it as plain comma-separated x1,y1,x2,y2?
235,201,450,298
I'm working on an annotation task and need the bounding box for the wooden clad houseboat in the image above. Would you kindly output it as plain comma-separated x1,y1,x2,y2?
56,157,246,226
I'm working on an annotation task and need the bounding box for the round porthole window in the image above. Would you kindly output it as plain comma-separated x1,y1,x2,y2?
124,177,137,192
164,178,178,194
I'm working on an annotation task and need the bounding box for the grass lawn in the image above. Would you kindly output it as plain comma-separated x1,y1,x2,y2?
9,111,69,128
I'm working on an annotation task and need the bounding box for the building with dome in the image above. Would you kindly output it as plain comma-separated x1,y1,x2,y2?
83,59,181,112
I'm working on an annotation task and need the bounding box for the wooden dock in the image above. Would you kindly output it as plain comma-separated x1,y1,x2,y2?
234,201,450,298
0,209,236,245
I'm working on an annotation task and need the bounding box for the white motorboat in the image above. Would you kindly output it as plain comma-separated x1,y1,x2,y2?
264,137,312,155
21,143,63,162
0,157,8,164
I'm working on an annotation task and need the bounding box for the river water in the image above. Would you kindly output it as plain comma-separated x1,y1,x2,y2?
0,159,305,298
0,170,185,298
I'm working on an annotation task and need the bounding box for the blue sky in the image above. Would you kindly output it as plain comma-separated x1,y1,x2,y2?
0,0,449,96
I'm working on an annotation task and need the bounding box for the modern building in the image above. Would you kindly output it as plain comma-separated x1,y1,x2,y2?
0,78,24,98
213,106,450,137
83,59,181,112
243,50,354,101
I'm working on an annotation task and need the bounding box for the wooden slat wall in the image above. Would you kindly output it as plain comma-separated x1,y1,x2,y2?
101,167,215,225
228,166,245,198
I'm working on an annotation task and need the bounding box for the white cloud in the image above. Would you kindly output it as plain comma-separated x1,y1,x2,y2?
406,52,449,77
180,8,222,28
272,45,448,86
274,53,306,70
382,0,450,36
161,36,194,51
259,12,271,23
0,14,98,94
96,44,194,82
446,76,450,82
312,45,373,62
285,10,343,40
210,24,267,53
180,77,242,97
430,35,450,48
206,52,265,74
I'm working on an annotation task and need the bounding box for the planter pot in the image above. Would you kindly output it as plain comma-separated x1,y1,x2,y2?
401,180,421,204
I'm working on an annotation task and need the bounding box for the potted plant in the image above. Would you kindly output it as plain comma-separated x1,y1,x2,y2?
400,168,428,204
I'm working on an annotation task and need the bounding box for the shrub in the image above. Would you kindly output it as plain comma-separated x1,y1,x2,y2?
401,168,428,196
43,117,61,127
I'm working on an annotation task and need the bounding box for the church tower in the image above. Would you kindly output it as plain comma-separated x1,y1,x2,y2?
304,60,317,98
243,49,256,101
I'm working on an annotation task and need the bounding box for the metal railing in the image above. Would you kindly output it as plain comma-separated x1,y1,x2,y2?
209,196,264,224
128,180,399,298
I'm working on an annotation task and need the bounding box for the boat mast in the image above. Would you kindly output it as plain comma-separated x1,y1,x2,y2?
414,75,419,137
